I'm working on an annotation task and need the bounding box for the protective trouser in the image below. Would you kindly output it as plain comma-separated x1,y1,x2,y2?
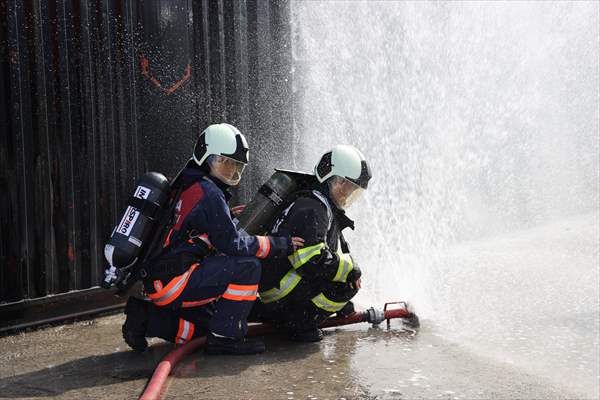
250,280,359,331
146,255,261,340
146,304,212,344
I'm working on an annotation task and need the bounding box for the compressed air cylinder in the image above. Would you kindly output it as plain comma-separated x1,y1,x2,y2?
104,172,171,268
236,171,298,235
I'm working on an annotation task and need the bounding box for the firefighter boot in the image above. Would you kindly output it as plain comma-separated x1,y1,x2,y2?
122,297,149,352
288,327,324,342
205,333,266,355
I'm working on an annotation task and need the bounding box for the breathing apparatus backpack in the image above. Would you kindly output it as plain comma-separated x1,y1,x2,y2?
102,171,185,293
238,168,353,254
236,169,316,235
103,168,317,292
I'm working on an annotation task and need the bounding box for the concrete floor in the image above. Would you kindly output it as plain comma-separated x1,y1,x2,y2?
0,312,592,400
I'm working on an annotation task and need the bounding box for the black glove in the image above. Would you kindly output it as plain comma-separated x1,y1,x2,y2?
269,235,292,257
346,265,361,284
286,235,298,256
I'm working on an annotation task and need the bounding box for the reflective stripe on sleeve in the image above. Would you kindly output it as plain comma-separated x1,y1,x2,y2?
287,242,326,269
332,253,353,282
255,236,271,259
311,293,348,313
259,269,302,303
222,283,258,301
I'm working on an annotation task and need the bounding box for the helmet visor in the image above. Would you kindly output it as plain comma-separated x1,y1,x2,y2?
331,177,365,209
213,155,246,186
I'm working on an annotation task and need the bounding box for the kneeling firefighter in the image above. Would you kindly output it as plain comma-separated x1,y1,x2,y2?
121,123,304,355
248,145,371,341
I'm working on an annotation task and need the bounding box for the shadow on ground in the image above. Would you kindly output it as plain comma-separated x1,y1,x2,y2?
0,343,172,398
0,331,333,399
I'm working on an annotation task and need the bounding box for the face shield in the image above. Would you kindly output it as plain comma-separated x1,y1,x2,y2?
210,155,246,186
329,176,365,210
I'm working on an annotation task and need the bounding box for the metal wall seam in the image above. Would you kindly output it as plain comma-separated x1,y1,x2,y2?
98,0,118,245
0,0,9,301
56,0,79,291
78,0,101,287
7,0,35,300
33,0,57,295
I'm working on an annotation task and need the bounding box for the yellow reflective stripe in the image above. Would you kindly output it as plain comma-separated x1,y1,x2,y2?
259,269,302,303
311,293,348,313
288,242,326,269
332,253,353,282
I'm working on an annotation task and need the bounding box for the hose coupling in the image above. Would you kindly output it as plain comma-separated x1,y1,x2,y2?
366,307,385,326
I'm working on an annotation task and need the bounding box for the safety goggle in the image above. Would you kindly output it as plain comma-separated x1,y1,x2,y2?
216,155,246,185
332,177,365,209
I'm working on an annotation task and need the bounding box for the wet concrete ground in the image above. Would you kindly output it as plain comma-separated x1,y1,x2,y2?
1,312,594,400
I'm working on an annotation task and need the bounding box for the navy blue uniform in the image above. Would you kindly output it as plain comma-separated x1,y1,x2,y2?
249,187,359,331
144,166,290,342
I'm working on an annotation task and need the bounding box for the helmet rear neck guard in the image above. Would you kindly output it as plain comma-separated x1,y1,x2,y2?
315,145,372,189
193,123,249,167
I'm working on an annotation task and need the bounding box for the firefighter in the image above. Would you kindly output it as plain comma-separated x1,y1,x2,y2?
249,145,371,341
122,123,304,355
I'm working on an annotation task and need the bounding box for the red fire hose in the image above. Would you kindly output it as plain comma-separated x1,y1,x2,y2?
139,302,418,400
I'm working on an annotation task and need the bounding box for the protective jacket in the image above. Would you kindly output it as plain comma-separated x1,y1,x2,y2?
143,165,290,302
258,184,359,313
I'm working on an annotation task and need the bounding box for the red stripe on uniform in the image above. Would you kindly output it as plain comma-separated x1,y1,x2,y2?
222,293,257,301
176,319,186,342
227,284,259,291
255,236,271,259
181,296,219,308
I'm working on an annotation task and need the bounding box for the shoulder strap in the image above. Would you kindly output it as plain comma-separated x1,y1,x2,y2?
339,231,350,254
271,189,333,234
310,190,333,233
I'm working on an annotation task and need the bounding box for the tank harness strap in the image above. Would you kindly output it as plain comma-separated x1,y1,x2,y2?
271,189,332,235
311,189,354,254
339,231,350,254
128,196,162,220
140,179,211,280
310,190,333,232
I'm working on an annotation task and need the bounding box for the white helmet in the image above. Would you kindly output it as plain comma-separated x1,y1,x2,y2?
314,145,372,209
315,145,371,189
193,123,249,186
193,123,249,167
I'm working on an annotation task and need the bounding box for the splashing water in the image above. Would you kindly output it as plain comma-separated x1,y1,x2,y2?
290,1,599,395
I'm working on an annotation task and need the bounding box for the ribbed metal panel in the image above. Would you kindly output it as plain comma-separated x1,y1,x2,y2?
0,0,293,331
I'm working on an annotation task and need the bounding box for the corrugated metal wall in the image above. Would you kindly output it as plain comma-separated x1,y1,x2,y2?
0,0,293,330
